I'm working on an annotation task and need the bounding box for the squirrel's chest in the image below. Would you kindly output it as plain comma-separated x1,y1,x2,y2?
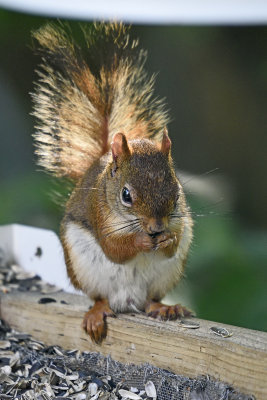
64,222,184,312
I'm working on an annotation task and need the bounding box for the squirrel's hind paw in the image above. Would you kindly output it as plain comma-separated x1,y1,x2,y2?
145,300,194,321
82,299,115,344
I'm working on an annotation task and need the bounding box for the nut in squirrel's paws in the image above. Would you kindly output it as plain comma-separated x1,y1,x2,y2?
82,299,115,344
145,301,194,321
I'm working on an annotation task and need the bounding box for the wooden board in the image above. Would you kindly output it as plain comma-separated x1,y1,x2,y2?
0,290,266,399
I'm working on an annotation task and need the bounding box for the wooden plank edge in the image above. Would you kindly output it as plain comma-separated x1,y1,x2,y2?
0,289,266,399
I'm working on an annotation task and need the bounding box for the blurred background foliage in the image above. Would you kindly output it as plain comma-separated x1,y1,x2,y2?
0,9,266,331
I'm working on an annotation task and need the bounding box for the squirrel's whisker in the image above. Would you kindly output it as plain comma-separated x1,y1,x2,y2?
103,221,141,237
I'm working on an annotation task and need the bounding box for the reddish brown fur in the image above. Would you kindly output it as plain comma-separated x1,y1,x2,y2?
32,23,169,181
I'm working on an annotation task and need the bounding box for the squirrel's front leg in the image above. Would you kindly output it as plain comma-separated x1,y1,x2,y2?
99,232,154,263
100,230,179,264
83,298,115,344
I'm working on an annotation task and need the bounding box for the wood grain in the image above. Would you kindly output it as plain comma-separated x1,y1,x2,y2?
0,290,266,399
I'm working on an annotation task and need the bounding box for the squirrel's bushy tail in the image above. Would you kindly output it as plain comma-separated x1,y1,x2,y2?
32,22,169,180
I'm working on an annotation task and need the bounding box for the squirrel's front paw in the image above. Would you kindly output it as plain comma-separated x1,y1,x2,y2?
82,299,115,344
135,231,178,254
153,231,178,251
135,232,154,252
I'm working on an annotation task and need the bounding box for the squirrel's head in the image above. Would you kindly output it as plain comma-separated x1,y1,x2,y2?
107,130,184,235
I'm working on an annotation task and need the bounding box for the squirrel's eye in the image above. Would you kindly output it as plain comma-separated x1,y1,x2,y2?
121,187,132,207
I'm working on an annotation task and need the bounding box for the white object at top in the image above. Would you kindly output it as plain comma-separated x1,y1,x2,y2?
0,224,80,294
0,0,267,25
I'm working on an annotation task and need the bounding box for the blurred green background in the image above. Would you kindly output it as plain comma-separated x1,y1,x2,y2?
0,9,266,331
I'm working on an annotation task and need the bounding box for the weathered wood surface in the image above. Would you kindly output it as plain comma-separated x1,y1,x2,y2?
0,290,266,399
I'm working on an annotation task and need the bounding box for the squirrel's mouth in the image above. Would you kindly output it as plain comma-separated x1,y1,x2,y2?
143,217,167,237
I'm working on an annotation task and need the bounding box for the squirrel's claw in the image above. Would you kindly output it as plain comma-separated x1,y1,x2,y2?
82,299,115,344
152,232,178,251
82,311,106,344
145,300,194,321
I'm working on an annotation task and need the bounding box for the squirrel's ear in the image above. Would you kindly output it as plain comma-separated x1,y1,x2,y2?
160,127,171,155
111,133,131,162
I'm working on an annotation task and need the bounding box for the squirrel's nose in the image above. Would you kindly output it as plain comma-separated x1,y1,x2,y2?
146,218,165,235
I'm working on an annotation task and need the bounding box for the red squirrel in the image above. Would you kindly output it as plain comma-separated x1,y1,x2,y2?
32,23,194,344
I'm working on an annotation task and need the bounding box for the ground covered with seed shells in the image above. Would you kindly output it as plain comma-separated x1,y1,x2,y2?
0,254,254,400
0,318,160,400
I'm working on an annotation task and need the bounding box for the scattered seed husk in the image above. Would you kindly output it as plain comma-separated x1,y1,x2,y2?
210,326,233,338
27,340,45,351
0,372,14,384
0,340,11,349
38,297,57,304
118,389,142,399
88,382,98,396
129,387,138,393
0,365,11,375
180,320,200,329
145,380,157,399
52,347,64,357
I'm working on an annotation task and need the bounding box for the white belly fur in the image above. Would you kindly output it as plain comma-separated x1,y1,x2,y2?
64,221,192,312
